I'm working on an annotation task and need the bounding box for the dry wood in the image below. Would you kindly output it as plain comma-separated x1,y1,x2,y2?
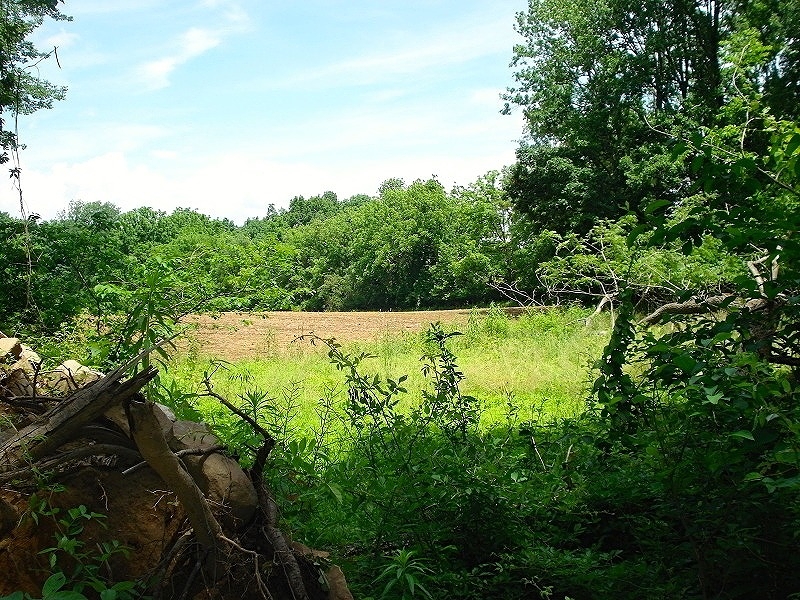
127,399,223,555
0,366,156,473
638,294,734,326
201,374,309,600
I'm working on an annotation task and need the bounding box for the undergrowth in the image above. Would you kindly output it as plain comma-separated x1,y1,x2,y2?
162,306,606,430
165,307,799,599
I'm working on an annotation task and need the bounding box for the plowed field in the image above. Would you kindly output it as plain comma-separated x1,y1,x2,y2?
185,309,516,361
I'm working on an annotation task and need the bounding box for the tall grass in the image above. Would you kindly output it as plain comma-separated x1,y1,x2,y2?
163,306,610,428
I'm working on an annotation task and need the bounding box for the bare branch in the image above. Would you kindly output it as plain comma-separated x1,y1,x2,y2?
639,294,735,326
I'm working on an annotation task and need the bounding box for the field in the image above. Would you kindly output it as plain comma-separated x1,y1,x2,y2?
171,306,610,427
183,308,525,360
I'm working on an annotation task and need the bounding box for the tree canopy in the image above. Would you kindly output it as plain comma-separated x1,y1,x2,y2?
0,0,68,166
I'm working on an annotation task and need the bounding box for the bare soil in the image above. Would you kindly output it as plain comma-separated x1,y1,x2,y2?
184,308,521,361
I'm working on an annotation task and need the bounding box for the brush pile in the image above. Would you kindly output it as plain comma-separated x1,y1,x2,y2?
0,332,351,600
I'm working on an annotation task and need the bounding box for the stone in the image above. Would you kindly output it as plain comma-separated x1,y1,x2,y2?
48,360,104,393
19,345,40,366
104,403,174,439
1,367,33,398
183,452,258,529
326,565,355,600
170,420,219,451
0,338,21,362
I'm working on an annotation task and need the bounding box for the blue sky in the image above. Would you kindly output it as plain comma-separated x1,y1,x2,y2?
4,0,526,223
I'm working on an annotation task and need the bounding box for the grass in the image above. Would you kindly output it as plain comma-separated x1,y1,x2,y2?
162,306,611,430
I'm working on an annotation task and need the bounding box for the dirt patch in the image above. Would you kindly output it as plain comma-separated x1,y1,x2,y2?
184,309,502,361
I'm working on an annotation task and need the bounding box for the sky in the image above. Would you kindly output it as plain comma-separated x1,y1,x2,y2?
3,0,526,224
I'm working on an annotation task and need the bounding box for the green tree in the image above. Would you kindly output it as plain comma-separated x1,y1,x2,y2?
589,28,800,599
284,191,340,227
290,178,507,310
502,0,797,234
0,0,69,165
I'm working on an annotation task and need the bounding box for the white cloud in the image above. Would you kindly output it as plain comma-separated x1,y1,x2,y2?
21,122,169,164
5,141,516,224
275,14,513,90
151,149,179,160
137,27,222,90
181,28,222,55
43,30,79,49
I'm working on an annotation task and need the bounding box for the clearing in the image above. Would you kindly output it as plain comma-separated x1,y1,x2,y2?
185,308,523,361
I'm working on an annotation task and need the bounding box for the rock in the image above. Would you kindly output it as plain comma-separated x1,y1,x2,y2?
183,453,258,529
169,419,257,528
19,345,40,365
0,496,18,539
48,360,104,393
170,420,219,451
326,566,354,600
1,365,33,397
157,403,176,422
0,338,21,361
291,540,330,560
104,402,174,439
291,541,354,600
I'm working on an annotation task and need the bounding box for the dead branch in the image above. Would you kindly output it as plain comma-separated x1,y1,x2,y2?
0,443,142,485
585,294,614,327
0,366,157,473
200,374,308,600
121,445,225,476
747,250,781,297
488,279,538,307
127,399,223,561
639,294,735,326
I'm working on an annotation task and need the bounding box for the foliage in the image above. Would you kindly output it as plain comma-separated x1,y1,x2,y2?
0,0,69,164
370,549,434,600
5,1,800,597
1,496,145,600
503,0,799,235
289,178,509,310
533,214,743,310
588,26,800,599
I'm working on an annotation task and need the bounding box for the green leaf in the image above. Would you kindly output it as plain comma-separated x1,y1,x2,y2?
785,132,800,157
645,200,671,214
626,223,651,246
42,573,67,597
673,353,696,373
670,140,688,161
326,482,344,505
730,430,755,441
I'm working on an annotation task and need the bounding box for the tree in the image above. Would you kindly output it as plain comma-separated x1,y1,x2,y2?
587,26,800,599
501,0,790,234
0,0,69,166
284,191,340,227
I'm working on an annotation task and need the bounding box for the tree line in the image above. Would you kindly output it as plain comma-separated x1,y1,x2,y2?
1,0,799,597
0,165,740,337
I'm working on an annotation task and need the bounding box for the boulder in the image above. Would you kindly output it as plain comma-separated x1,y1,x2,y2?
170,420,219,451
0,357,37,398
183,452,258,529
0,338,22,361
48,360,104,393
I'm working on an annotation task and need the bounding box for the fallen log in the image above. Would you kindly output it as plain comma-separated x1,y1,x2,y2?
127,399,223,553
0,365,156,474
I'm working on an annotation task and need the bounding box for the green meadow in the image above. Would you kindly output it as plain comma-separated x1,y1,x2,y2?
164,306,610,431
